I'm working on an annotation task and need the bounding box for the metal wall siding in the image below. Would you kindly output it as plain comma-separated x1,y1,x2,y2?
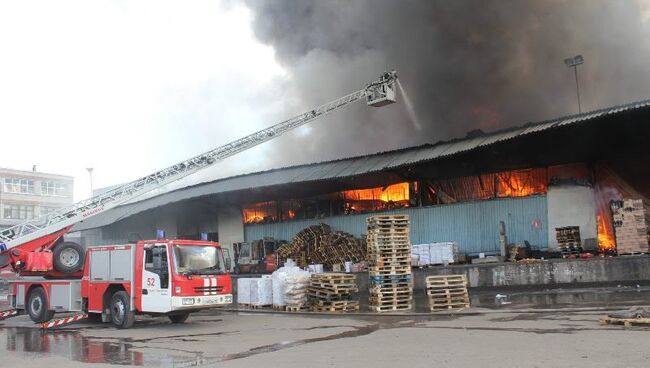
245,195,548,254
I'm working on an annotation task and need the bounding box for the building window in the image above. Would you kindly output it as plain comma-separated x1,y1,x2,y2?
40,206,60,216
242,201,278,224
3,178,34,194
3,205,35,220
41,181,67,196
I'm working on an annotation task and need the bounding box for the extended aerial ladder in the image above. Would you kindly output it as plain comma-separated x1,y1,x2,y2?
0,71,398,276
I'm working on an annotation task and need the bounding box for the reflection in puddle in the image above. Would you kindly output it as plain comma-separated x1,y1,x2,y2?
0,323,381,367
0,327,193,366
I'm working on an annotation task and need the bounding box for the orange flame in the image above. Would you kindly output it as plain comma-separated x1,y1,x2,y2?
243,201,276,224
341,182,409,202
597,214,616,252
497,171,546,198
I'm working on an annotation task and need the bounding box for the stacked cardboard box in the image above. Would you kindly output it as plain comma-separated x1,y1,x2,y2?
367,215,413,312
555,226,582,257
612,199,649,255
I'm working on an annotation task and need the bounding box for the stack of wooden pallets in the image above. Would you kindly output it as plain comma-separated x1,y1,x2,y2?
426,275,470,311
367,215,413,312
555,226,582,257
307,273,359,312
612,199,649,255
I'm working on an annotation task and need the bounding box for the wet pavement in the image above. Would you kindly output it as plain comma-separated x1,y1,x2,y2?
1,286,650,367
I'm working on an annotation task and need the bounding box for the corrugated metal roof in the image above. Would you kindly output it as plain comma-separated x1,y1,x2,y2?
73,99,650,231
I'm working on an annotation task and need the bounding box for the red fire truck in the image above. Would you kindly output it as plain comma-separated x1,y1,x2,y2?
10,239,232,328
0,71,397,328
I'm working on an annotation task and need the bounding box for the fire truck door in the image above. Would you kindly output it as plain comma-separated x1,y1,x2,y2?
141,244,171,313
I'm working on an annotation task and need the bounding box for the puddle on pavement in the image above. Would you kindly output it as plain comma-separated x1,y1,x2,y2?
0,318,440,366
2,285,648,366
0,322,383,367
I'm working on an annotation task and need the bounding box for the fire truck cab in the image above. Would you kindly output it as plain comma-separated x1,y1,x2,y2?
9,239,233,328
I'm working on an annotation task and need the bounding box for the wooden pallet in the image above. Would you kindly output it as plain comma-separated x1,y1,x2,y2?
370,257,411,264
369,265,411,273
369,303,413,312
273,304,309,312
307,284,358,292
370,284,412,293
600,316,650,327
370,294,413,303
311,273,356,281
308,288,358,299
366,234,411,243
427,287,468,295
311,299,358,307
367,214,410,222
426,276,467,288
618,252,648,256
429,302,470,311
311,300,359,312
370,273,412,282
367,235,410,241
368,253,411,260
425,275,470,312
368,249,411,255
239,303,272,309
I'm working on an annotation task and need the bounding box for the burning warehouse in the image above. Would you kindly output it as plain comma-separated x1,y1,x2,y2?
73,99,650,281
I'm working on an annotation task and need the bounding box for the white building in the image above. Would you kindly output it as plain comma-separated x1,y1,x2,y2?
0,167,74,230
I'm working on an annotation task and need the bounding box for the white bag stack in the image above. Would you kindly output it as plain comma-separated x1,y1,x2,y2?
272,259,311,307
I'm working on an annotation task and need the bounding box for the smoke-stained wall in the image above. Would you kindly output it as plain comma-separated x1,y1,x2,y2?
245,0,650,166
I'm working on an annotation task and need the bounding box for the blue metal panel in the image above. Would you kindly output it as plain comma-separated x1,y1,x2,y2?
245,196,548,255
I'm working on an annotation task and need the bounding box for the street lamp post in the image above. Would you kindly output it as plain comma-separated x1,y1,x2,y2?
564,54,584,114
86,167,94,197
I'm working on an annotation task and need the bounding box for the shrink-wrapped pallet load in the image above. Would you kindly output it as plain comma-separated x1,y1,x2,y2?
237,278,252,305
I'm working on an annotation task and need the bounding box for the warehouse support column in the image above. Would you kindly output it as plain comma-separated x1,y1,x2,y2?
217,207,244,272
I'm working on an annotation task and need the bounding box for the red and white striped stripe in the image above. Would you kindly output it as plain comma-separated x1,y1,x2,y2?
203,277,218,295
41,313,88,329
0,309,18,320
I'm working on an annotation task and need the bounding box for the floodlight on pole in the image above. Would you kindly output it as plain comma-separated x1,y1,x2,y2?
86,167,94,197
564,54,584,113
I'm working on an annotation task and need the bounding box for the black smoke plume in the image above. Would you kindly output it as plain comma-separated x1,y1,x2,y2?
244,0,650,165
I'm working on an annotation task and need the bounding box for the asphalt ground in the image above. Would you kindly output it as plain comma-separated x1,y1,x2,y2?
1,285,649,368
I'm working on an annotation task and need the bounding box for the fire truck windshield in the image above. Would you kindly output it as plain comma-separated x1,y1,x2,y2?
172,245,225,275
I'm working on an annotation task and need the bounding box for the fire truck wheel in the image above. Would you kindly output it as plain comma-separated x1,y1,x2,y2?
27,287,55,323
53,241,85,273
109,291,135,329
168,313,190,324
